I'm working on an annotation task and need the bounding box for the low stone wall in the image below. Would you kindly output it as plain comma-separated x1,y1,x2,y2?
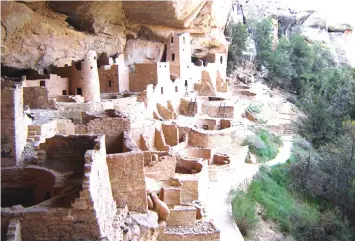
167,205,196,226
28,118,75,143
201,102,234,118
158,221,220,241
144,154,176,181
54,95,84,103
173,159,209,203
189,127,234,148
178,148,212,161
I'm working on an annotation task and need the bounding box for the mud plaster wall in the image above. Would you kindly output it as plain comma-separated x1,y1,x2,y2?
189,128,233,148
86,117,131,154
23,87,56,109
106,152,147,212
23,74,70,97
1,86,27,166
129,64,158,92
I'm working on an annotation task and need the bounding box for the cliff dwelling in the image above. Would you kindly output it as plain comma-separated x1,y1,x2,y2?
1,1,305,241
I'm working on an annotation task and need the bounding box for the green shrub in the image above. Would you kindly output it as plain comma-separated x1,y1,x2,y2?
243,128,282,162
248,103,262,113
244,165,354,240
231,189,258,236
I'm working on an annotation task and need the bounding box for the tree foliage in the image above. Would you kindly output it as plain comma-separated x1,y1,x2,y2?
226,21,248,74
249,18,273,70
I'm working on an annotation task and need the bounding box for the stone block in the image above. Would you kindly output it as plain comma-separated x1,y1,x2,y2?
160,187,181,206
166,205,196,226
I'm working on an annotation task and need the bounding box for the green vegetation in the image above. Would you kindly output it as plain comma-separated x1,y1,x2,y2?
249,18,274,70
231,189,258,236
231,17,355,241
232,161,354,240
247,103,262,113
226,21,248,74
243,128,282,162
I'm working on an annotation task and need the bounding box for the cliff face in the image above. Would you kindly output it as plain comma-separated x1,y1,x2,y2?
2,0,353,72
235,0,354,66
1,0,233,72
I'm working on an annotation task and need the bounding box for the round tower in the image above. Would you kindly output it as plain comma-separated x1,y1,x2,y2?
80,50,100,102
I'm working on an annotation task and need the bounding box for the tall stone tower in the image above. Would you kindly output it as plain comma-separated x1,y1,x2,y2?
79,51,101,102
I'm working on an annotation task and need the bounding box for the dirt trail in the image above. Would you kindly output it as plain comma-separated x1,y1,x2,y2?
206,137,293,241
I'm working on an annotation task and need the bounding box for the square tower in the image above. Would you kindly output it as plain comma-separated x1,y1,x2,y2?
166,33,192,66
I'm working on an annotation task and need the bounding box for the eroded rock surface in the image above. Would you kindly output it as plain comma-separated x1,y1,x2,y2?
1,0,234,72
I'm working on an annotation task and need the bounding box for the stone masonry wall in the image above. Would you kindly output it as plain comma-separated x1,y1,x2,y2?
144,155,176,181
99,65,119,93
39,135,96,174
23,74,70,97
129,64,158,92
1,136,121,241
106,152,148,212
5,219,21,241
87,116,131,154
162,124,179,146
189,128,233,148
1,86,27,166
23,87,56,109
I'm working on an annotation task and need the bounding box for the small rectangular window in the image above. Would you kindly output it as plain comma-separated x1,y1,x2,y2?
171,36,174,43
62,90,67,95
161,87,164,95
172,53,175,61
109,80,112,87
220,56,223,64
40,81,46,87
183,36,185,44
76,88,82,96
175,86,178,92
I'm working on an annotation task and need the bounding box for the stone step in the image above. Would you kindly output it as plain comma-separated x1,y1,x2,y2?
33,135,41,141
27,138,35,143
